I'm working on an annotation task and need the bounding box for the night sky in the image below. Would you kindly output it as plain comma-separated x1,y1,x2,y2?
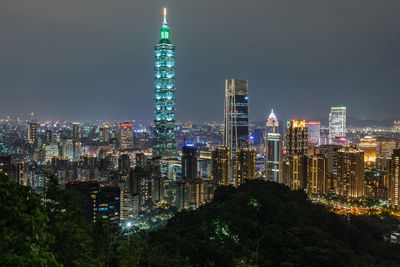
1,0,400,122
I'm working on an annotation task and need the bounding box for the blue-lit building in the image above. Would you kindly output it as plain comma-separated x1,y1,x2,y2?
153,8,176,157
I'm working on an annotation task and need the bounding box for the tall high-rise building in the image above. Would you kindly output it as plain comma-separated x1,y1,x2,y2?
27,122,38,144
128,166,151,210
224,79,249,183
337,147,364,198
176,181,189,211
389,149,400,208
96,186,121,225
235,148,256,187
289,154,308,190
265,109,279,134
72,123,80,160
307,155,327,195
61,139,74,160
188,179,208,208
285,120,308,191
120,190,139,221
265,110,282,183
286,120,309,157
329,107,346,143
118,154,130,177
100,126,110,143
306,121,320,146
224,79,249,155
119,122,133,150
153,8,176,157
151,176,164,204
44,143,59,163
72,123,80,140
318,145,342,192
211,147,230,186
182,143,197,182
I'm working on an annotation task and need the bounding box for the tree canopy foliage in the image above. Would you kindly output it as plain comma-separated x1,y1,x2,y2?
0,175,57,266
0,175,116,266
139,180,400,266
1,176,400,266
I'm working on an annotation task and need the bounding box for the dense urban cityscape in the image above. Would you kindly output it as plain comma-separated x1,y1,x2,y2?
2,2,400,266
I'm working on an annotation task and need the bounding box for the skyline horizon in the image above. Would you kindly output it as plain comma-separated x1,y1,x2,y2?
1,111,399,128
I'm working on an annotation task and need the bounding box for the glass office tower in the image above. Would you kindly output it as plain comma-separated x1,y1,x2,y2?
224,79,249,154
153,8,176,157
265,110,282,183
224,79,249,184
329,106,346,144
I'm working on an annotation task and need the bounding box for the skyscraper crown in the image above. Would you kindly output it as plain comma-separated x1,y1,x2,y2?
160,8,170,41
266,109,279,127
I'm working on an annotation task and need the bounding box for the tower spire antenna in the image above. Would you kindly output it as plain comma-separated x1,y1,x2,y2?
163,8,167,24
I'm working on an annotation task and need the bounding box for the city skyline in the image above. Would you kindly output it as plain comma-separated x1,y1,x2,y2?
1,1,400,122
3,2,400,266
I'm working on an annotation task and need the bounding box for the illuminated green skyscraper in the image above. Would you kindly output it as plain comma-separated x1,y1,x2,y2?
153,8,176,157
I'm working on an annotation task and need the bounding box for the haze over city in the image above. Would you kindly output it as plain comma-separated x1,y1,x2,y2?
1,0,400,121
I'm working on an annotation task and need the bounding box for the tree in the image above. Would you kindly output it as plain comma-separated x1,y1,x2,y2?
44,175,100,266
0,174,58,266
138,180,400,266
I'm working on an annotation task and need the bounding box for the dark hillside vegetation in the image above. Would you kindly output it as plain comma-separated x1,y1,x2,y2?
1,175,400,266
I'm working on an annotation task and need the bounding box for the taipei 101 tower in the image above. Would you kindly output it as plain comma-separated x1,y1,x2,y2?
153,8,177,157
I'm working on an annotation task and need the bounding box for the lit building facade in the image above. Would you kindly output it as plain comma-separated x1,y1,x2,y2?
389,149,400,208
306,121,320,146
27,122,38,144
329,106,346,143
72,123,80,140
189,179,208,208
265,110,282,183
265,109,279,134
289,154,307,190
96,186,120,224
286,120,309,157
100,126,110,143
44,143,59,163
318,145,342,192
359,136,377,163
211,147,230,186
120,191,139,221
307,155,327,195
153,8,176,157
337,147,364,199
119,122,134,150
286,120,309,190
235,148,256,187
224,79,249,156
